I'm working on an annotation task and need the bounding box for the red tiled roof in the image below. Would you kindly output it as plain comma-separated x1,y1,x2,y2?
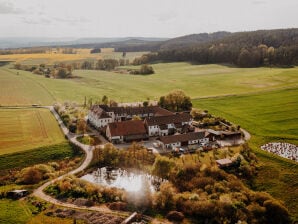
145,113,192,126
107,120,147,137
159,131,206,144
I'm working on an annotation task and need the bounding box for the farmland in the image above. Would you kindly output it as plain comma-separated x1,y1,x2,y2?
1,62,298,105
0,60,297,218
192,88,298,219
0,108,65,155
0,49,146,65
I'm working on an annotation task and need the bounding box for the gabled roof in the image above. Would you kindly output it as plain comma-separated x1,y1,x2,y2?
90,105,111,119
159,131,206,144
107,120,147,137
216,158,233,166
98,105,173,116
145,113,192,126
206,129,241,136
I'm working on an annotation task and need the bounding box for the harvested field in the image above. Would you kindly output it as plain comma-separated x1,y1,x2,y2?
0,108,65,155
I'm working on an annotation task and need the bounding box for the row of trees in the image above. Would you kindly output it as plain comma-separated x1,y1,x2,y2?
14,63,73,79
79,58,129,70
0,47,46,55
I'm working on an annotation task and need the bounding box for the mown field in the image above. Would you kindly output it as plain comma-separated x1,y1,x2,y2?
1,62,298,105
0,108,65,155
193,88,298,219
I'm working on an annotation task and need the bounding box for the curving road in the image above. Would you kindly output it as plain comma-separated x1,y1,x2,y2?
32,106,129,216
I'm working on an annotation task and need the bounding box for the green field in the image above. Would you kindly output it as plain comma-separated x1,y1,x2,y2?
193,87,298,145
0,199,32,224
0,63,297,105
0,142,81,172
0,108,65,155
0,61,297,218
193,88,298,219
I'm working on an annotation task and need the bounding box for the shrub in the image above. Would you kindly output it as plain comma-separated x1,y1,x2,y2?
108,202,127,211
166,211,185,222
17,167,42,184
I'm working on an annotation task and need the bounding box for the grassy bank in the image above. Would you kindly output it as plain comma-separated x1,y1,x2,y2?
0,142,82,172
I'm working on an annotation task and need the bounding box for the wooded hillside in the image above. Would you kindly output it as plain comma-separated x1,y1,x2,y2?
133,29,298,67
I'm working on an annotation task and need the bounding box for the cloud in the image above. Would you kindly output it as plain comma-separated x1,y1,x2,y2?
53,16,90,25
155,11,177,22
21,17,51,25
251,0,267,5
0,1,22,14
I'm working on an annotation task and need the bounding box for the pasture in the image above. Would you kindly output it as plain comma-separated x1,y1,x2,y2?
1,63,298,106
0,108,65,155
192,88,298,219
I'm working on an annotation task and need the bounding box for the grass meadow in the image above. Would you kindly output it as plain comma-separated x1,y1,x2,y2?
0,108,65,155
193,88,298,219
1,62,297,105
0,59,297,218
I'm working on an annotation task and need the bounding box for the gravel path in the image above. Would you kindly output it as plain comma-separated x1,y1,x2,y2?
32,106,129,216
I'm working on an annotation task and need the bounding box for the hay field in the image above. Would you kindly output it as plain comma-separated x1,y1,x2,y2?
0,108,65,155
0,49,146,65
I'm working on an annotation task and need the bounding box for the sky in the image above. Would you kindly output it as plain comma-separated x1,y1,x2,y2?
0,0,297,38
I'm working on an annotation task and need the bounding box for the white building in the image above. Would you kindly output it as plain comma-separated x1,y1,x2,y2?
145,113,193,137
158,131,209,149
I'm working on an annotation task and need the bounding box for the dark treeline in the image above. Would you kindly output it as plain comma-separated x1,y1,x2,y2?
0,47,46,55
133,29,298,67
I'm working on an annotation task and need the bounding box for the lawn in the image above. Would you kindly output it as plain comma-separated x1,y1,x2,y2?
0,108,65,155
192,88,298,219
1,63,297,106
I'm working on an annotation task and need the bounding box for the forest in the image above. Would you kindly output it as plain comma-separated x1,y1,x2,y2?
130,29,298,67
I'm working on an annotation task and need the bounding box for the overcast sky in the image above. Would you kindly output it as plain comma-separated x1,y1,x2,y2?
0,0,297,38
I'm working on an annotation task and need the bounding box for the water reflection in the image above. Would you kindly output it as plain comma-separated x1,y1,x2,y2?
81,167,165,193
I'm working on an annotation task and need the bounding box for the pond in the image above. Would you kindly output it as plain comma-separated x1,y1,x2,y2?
81,167,165,193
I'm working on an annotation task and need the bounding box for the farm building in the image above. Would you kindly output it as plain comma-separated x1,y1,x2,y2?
106,120,148,143
158,131,209,149
206,129,242,141
145,113,193,137
7,190,29,199
88,105,113,128
216,158,234,168
88,105,173,128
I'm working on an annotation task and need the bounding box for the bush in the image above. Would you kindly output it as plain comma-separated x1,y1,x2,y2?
166,211,185,222
17,167,42,184
108,202,127,211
